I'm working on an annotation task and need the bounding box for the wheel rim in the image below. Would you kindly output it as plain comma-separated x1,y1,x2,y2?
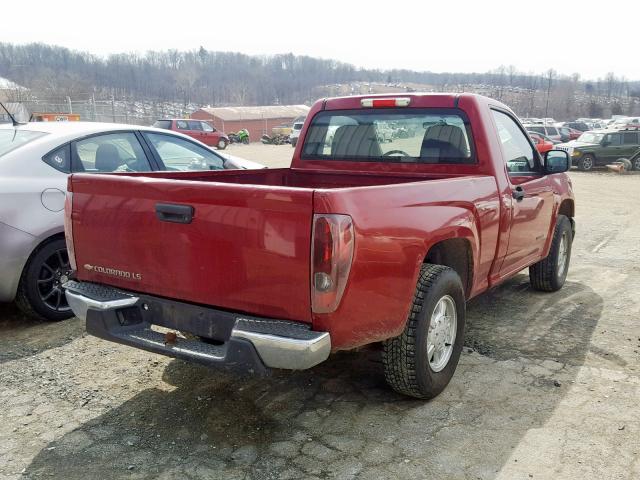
583,157,593,170
557,232,569,279
634,158,640,170
36,248,72,313
218,140,226,149
426,295,457,372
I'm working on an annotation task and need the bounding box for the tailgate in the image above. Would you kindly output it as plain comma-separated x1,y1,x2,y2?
69,174,314,322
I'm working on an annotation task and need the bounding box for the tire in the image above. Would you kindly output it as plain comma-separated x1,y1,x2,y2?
291,139,297,148
529,215,573,292
577,154,594,171
631,155,640,171
217,139,228,150
15,237,74,322
383,264,466,399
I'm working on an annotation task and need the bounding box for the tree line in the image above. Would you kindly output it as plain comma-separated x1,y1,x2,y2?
0,42,639,119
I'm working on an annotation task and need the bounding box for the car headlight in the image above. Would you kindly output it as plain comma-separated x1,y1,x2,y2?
572,151,581,157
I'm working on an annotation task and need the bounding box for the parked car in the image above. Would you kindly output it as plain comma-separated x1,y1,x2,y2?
289,119,305,147
609,117,640,130
565,129,640,170
524,124,562,142
0,122,263,321
153,119,230,150
63,93,574,400
528,131,554,154
567,127,583,140
562,121,590,132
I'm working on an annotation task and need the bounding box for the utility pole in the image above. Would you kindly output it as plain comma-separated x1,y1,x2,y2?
544,69,555,121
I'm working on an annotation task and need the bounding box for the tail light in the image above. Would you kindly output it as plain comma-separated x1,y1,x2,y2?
361,97,410,108
63,190,77,272
311,214,354,314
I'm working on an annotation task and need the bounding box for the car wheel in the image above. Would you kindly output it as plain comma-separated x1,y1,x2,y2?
291,139,297,148
577,154,594,171
217,139,228,150
15,237,74,322
383,264,465,399
631,156,640,171
529,215,573,292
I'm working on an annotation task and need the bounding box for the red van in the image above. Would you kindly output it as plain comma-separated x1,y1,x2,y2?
153,119,229,150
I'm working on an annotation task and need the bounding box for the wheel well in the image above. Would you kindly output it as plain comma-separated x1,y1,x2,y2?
20,233,66,276
424,238,473,297
558,199,574,219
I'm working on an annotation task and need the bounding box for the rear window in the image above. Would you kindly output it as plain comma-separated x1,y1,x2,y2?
301,109,474,164
0,129,47,157
293,122,304,131
153,120,172,130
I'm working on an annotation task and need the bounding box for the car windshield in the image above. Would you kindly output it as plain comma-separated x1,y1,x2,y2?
301,108,474,164
578,132,603,143
0,129,47,157
293,123,303,130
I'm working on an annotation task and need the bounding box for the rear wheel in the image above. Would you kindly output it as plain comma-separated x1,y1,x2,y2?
529,215,572,292
577,154,594,171
383,264,465,399
16,238,74,322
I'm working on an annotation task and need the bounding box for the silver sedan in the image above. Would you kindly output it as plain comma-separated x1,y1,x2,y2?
0,121,263,321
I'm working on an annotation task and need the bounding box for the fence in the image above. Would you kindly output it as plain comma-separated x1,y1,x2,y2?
20,97,198,126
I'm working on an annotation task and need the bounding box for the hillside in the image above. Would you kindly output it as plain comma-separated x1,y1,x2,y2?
1,42,639,121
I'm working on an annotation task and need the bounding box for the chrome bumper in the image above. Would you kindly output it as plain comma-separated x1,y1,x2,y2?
64,281,330,371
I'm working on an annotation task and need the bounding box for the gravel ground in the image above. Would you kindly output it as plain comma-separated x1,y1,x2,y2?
1,151,639,479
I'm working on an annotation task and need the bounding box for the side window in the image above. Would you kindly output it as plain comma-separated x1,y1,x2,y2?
74,132,152,173
606,133,621,146
144,133,225,171
201,122,214,132
492,110,537,174
175,120,189,130
623,132,638,145
187,121,203,131
42,144,71,173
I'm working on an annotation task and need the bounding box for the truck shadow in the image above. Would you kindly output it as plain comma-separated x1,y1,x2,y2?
0,302,84,364
24,275,603,479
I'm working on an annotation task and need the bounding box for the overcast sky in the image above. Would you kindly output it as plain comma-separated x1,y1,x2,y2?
2,0,639,81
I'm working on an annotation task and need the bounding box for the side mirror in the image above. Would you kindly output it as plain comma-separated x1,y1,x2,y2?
601,140,610,147
544,150,570,174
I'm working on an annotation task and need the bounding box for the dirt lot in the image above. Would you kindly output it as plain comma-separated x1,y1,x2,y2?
1,146,639,479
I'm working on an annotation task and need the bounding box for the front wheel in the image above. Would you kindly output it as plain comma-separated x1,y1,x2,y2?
529,215,573,292
15,238,74,322
217,139,228,150
631,155,640,171
383,264,465,399
577,154,594,171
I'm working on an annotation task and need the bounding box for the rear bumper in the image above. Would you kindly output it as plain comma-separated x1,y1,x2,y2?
63,281,330,373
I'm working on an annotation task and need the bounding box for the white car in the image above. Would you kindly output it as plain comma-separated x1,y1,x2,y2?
289,119,305,148
0,121,263,321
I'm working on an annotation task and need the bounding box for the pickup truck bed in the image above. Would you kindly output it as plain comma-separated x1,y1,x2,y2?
68,168,493,329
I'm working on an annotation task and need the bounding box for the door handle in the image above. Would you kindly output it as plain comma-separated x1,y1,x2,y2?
155,203,194,224
512,186,525,201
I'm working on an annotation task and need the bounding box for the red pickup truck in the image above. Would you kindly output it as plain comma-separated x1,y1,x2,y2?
63,93,575,399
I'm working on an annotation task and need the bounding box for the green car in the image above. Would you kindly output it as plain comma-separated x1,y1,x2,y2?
567,130,640,171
